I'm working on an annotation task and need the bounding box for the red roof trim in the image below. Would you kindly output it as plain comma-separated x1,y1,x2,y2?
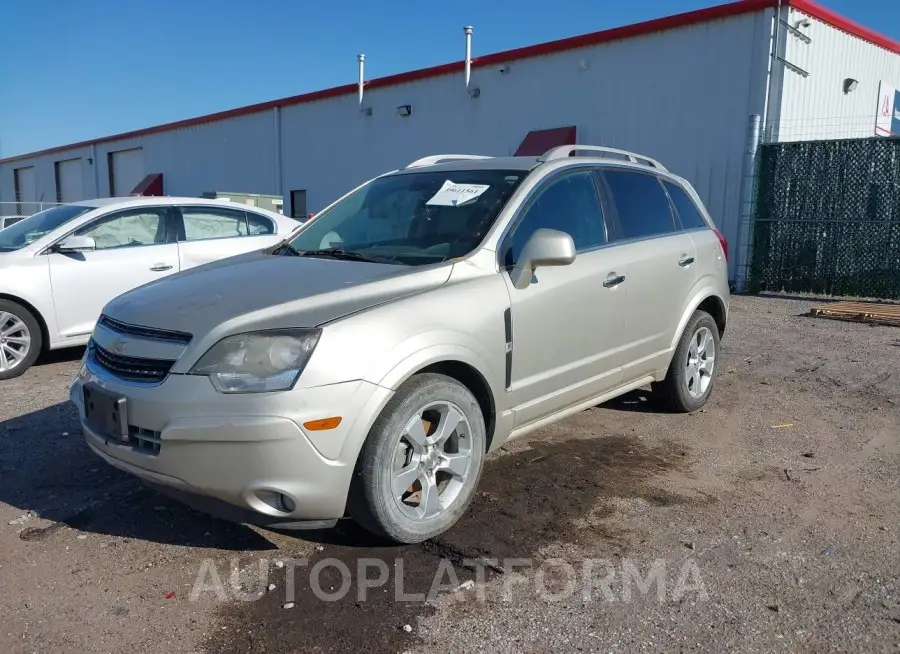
2,0,897,165
791,0,900,55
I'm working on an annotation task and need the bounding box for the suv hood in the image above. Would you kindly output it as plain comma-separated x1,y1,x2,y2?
103,250,452,337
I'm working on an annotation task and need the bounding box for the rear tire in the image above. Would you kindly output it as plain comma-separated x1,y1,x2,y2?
653,310,720,413
0,300,42,381
350,373,486,544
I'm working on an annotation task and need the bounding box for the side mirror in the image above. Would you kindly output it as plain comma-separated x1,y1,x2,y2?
509,228,576,289
56,234,96,253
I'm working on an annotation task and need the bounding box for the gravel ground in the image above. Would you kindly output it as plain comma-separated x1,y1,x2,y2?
0,294,898,653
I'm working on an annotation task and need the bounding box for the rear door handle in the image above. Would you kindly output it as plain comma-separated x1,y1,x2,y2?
603,274,626,288
149,263,173,272
678,257,695,267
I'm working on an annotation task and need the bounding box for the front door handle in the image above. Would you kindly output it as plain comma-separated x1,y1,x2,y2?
149,263,173,272
678,256,695,267
603,274,626,288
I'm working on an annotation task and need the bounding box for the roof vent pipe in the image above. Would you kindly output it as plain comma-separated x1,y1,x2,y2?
464,26,473,88
357,53,365,108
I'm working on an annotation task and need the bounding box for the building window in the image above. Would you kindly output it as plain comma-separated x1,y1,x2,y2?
291,190,307,219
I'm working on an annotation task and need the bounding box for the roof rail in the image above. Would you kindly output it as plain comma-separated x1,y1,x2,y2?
538,145,667,171
405,154,493,168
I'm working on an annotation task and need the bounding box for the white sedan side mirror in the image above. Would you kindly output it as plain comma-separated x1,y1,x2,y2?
56,235,96,253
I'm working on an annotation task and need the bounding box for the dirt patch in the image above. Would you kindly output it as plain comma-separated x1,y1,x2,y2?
1,295,898,653
206,436,691,654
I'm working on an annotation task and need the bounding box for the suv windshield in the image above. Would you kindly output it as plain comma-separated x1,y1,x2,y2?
0,204,95,251
284,169,527,265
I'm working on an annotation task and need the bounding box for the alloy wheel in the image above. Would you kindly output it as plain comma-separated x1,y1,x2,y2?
0,311,32,373
684,325,715,399
390,400,474,521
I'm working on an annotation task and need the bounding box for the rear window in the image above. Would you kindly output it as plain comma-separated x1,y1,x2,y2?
664,181,709,230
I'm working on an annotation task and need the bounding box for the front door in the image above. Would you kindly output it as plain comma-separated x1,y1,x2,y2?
501,168,628,428
49,206,180,340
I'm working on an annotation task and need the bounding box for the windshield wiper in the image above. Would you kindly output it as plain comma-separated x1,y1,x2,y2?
298,248,402,264
271,240,302,256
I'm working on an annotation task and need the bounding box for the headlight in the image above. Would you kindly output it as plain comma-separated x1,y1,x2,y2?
189,329,321,393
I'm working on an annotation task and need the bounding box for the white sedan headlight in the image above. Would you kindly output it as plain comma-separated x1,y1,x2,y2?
189,329,321,393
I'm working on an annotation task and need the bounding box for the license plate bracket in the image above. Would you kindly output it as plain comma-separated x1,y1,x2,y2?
83,383,129,442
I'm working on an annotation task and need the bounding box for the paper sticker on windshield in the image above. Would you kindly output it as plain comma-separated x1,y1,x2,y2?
426,180,490,207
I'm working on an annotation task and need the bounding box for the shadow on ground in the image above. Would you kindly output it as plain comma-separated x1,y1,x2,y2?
1,393,696,653
207,434,696,654
34,346,85,367
0,402,275,551
599,388,664,414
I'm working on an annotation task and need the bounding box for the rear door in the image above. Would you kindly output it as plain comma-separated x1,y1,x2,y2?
175,205,279,270
598,168,700,381
662,180,727,286
48,206,180,340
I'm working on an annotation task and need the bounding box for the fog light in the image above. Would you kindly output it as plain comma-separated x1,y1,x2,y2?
279,494,296,513
256,489,296,514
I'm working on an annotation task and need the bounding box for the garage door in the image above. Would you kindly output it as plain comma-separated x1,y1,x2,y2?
13,166,36,213
56,158,84,202
109,148,145,196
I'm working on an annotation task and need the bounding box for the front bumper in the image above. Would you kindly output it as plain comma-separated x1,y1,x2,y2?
71,363,393,523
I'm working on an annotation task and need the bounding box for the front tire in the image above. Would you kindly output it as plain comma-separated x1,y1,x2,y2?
0,300,42,381
351,373,486,544
653,310,720,413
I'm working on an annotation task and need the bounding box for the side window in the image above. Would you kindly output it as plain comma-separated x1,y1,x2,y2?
76,208,168,250
664,181,709,230
181,206,248,241
246,212,275,235
504,170,606,267
603,170,676,240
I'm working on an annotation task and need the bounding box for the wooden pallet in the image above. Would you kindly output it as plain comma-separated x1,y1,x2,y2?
809,300,900,327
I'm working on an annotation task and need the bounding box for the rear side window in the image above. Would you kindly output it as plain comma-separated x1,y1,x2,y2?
181,206,249,241
603,170,676,240
246,212,275,235
664,182,708,230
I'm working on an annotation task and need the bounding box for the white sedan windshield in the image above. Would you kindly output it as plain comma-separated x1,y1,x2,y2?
0,204,94,251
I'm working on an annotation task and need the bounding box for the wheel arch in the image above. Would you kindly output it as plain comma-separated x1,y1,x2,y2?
376,345,502,451
0,292,50,353
670,286,728,352
415,360,497,450
696,295,727,338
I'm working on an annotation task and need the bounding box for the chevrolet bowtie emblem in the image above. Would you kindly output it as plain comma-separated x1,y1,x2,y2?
109,338,127,354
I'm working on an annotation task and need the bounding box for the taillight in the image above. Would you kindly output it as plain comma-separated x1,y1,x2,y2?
713,228,728,262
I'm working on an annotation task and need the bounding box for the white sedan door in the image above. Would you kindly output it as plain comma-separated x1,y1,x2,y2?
175,205,282,270
48,206,180,340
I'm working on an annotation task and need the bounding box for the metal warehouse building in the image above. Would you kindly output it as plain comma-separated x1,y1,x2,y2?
2,0,899,288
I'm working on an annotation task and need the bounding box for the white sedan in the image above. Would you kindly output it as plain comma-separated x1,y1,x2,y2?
0,196,300,379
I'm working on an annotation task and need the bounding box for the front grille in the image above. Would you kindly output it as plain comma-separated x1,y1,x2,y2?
91,342,175,383
99,315,192,345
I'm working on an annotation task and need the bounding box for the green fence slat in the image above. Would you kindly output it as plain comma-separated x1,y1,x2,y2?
748,137,900,300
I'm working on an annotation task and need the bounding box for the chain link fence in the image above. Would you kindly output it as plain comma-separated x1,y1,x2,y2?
747,136,900,300
0,201,63,229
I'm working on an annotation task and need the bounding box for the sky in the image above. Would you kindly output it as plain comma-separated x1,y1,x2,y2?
0,0,897,158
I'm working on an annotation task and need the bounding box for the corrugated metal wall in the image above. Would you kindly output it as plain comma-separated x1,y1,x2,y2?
0,10,774,279
776,8,900,142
